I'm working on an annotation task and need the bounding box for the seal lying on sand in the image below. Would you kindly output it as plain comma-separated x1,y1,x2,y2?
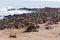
24,24,39,32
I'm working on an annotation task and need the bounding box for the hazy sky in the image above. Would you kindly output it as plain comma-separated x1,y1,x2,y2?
0,0,60,8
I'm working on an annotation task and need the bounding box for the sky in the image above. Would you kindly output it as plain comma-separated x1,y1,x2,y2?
0,0,60,8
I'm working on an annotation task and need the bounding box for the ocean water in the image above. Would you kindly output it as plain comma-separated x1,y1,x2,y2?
0,9,32,19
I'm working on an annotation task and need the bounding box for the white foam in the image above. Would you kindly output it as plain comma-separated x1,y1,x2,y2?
0,7,32,19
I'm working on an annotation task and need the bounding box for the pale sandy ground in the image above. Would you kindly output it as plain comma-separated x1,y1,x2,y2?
0,22,60,40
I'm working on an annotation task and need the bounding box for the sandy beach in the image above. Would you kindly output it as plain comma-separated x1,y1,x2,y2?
0,22,60,40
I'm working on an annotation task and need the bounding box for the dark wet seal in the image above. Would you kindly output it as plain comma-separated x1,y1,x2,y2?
23,27,38,33
45,26,53,30
23,24,39,33
24,29,38,32
9,33,16,38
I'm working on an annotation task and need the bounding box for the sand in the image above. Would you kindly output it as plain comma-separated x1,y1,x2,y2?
0,22,60,40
